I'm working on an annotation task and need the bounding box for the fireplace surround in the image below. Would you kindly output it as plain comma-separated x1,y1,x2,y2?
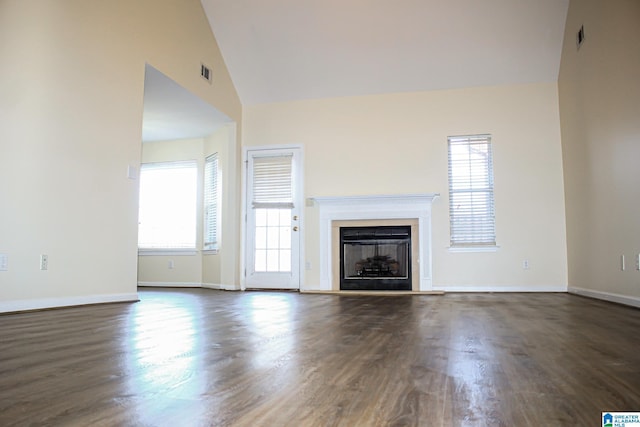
313,193,438,292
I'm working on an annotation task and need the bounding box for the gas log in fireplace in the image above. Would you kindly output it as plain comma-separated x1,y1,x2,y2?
340,226,412,291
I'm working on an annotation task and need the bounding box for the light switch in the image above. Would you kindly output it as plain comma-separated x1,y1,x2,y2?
127,165,137,180
0,254,8,271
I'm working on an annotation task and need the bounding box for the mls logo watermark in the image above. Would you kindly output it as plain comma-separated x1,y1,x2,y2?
603,412,640,427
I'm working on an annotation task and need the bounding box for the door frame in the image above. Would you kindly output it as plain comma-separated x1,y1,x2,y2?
240,144,304,291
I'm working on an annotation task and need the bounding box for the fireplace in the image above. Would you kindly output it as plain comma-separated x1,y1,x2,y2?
312,193,439,292
340,226,412,290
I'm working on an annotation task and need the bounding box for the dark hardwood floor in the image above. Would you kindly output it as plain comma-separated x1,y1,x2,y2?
1,289,639,426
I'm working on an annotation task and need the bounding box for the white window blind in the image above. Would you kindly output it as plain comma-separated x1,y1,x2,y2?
204,153,219,250
252,154,294,209
447,135,496,246
138,161,197,249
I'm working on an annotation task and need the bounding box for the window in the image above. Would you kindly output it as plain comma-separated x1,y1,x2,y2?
447,135,496,248
138,161,197,250
203,153,220,251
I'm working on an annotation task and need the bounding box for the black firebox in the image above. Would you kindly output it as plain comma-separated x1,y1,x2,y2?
340,226,412,291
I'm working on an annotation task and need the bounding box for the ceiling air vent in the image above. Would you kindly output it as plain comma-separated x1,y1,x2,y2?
201,63,212,83
576,25,585,50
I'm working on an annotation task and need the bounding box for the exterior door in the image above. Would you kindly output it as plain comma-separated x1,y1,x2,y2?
245,147,301,289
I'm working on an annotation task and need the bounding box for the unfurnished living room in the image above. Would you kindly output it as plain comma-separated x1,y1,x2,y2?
1,0,639,426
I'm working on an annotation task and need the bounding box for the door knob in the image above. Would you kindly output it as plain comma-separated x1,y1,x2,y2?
293,226,299,232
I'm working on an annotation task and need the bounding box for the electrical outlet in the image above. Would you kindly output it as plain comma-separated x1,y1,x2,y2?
0,254,8,271
168,260,174,269
621,255,626,271
305,260,312,270
40,254,48,270
522,259,530,270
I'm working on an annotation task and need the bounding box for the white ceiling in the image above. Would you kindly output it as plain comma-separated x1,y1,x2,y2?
201,0,570,105
142,64,232,142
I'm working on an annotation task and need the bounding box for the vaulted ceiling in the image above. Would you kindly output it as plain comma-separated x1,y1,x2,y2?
201,0,570,106
143,1,571,141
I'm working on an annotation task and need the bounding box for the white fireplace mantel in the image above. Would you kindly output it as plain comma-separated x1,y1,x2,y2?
312,193,439,291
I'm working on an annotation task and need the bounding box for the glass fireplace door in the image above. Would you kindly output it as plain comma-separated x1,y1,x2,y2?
340,226,412,291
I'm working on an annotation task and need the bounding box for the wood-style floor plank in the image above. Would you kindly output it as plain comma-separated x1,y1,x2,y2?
1,289,639,426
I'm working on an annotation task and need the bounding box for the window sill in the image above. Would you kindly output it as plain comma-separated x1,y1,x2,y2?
448,245,500,253
202,249,219,255
138,249,198,256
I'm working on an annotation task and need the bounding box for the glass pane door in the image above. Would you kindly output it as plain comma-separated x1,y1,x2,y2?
245,148,301,289
254,208,292,273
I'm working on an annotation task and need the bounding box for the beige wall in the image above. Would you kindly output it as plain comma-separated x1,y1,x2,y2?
0,0,241,311
558,0,640,301
243,83,568,290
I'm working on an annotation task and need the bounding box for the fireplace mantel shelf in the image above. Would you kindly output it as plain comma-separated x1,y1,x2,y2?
312,193,439,206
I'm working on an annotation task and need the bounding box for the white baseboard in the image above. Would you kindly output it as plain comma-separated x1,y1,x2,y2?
434,284,568,292
137,281,202,288
568,287,640,309
137,282,240,291
0,292,139,314
202,283,240,291
300,284,567,293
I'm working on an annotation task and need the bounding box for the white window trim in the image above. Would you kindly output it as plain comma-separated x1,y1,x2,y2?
447,134,497,250
448,245,500,253
138,249,198,256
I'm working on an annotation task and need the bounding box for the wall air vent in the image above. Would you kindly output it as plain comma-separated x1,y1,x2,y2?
576,25,585,50
201,63,212,83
